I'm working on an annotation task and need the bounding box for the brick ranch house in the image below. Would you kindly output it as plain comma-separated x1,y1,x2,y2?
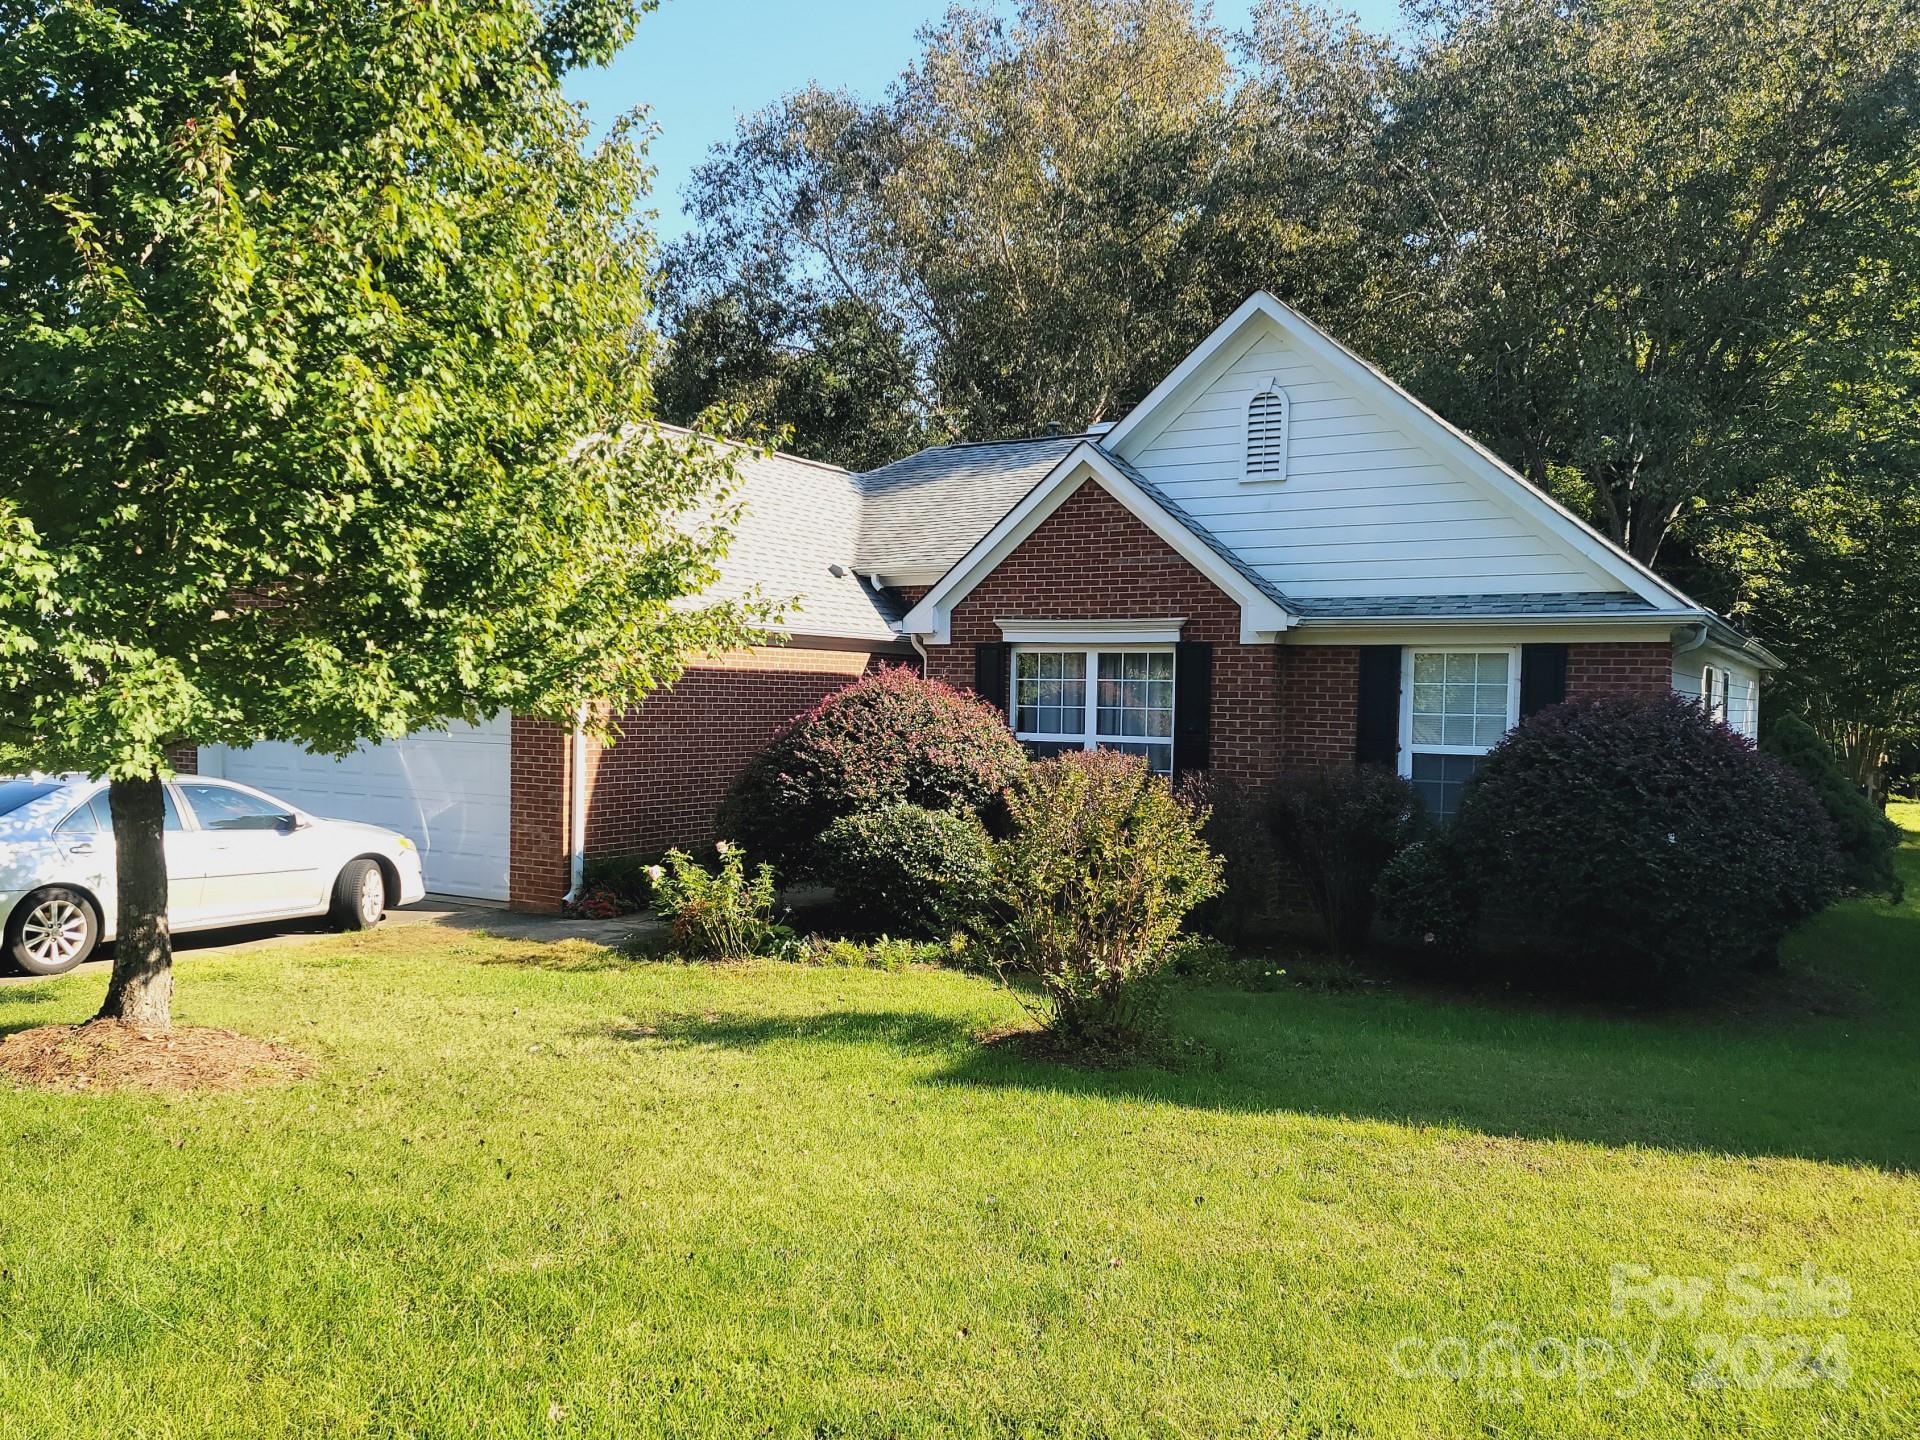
172,294,1778,910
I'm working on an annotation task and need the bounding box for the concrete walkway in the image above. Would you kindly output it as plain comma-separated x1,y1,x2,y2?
0,898,660,987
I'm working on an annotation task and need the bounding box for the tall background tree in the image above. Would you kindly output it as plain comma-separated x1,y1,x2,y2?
662,0,1920,796
0,0,765,1031
654,0,1240,450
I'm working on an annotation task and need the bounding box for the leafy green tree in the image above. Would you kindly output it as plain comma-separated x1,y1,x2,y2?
0,0,764,1030
1310,0,1920,563
653,290,939,471
661,0,1238,458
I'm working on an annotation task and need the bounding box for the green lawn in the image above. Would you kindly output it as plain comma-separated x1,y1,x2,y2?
2,811,1917,1438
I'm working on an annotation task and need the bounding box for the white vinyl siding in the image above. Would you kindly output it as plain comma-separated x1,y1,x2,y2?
1124,327,1621,602
1673,653,1760,739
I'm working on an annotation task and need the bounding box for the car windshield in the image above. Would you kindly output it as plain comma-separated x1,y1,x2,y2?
0,780,62,817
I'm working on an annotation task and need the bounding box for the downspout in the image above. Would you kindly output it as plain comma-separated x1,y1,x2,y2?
1673,620,1711,659
563,702,588,906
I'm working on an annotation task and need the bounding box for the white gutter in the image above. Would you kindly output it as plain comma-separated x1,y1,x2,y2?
1673,621,1711,658
563,702,588,906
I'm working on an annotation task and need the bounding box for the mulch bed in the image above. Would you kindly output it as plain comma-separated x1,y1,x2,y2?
0,1020,314,1094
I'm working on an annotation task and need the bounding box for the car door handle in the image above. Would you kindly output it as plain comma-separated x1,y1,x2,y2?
68,841,96,855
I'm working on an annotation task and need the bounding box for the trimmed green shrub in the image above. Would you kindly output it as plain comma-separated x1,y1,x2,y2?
1762,714,1903,902
717,666,1028,872
964,749,1222,1050
647,842,788,960
816,803,992,937
1375,835,1479,960
1176,773,1278,942
1269,766,1423,956
1454,694,1843,991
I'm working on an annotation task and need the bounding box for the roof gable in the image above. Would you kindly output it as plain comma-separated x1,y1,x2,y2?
1101,293,1697,612
897,443,1295,644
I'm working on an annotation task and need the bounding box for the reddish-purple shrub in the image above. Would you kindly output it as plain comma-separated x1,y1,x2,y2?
1453,693,1843,989
717,666,1028,871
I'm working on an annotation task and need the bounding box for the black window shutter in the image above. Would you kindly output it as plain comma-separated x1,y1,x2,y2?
1519,643,1569,717
1173,641,1213,776
1354,645,1402,766
974,642,1012,721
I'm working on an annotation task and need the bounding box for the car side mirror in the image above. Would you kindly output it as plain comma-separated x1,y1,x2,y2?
279,813,311,833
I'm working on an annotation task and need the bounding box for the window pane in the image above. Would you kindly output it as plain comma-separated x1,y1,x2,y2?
1015,651,1086,736
1410,752,1484,824
1408,651,1514,755
1094,652,1174,750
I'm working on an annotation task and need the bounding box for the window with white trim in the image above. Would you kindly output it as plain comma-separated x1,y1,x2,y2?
1400,648,1520,823
1245,388,1289,480
1013,648,1175,774
1701,664,1730,724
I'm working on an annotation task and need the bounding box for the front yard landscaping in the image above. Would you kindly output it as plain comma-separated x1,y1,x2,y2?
1,807,1916,1438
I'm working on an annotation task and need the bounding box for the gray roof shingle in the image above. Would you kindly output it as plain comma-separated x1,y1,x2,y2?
1286,592,1660,619
855,434,1088,574
703,448,905,643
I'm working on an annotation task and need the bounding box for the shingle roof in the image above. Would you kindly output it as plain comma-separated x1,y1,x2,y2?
1287,592,1661,619
855,434,1089,574
702,447,905,643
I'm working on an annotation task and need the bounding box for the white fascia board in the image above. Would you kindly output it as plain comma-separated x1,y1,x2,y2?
897,442,1294,646
1103,291,1698,613
998,618,1186,645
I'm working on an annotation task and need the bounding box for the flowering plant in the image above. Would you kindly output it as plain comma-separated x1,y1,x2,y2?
647,841,787,960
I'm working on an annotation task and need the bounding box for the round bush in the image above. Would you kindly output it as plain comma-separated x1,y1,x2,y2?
817,803,993,937
718,666,1027,872
1453,693,1843,992
1761,714,1903,902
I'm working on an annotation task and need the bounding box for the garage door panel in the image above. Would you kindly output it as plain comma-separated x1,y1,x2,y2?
202,717,512,901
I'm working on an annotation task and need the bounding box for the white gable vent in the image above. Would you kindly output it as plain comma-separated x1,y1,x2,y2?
1246,387,1290,480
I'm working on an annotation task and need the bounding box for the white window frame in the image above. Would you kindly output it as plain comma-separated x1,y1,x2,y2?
1243,384,1291,483
1396,645,1523,777
1701,663,1730,723
1010,645,1177,771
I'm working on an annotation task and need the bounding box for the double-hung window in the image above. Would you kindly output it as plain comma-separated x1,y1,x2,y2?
1012,648,1175,774
1400,648,1519,823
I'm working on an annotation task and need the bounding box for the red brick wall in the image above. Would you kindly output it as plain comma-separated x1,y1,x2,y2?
582,644,903,862
164,741,199,774
1566,642,1672,701
509,716,572,912
918,478,1282,784
1275,647,1361,770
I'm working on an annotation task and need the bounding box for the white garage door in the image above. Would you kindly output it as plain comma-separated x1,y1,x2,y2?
201,717,513,901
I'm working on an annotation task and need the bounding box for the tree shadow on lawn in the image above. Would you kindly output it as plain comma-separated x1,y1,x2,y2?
624,978,1919,1173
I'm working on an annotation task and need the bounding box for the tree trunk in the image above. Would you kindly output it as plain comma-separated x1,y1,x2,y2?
95,774,174,1033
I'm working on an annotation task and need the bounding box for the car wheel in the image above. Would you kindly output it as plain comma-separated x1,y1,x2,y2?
7,887,101,976
330,859,387,932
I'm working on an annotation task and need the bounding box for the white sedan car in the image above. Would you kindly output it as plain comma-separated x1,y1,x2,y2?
0,773,426,976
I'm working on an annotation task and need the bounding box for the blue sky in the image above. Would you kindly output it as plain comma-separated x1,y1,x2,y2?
563,0,1407,244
